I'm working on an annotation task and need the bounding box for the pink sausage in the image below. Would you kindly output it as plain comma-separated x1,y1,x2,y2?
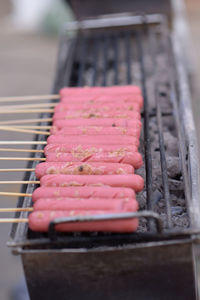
33,197,138,212
35,162,134,179
47,135,139,146
44,144,138,155
50,126,141,138
32,186,136,202
54,118,141,128
52,119,142,133
40,174,144,192
53,110,141,121
60,85,141,96
60,96,143,109
45,152,143,168
29,210,139,232
54,102,141,113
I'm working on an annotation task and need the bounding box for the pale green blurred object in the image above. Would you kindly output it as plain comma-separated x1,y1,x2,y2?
41,0,74,34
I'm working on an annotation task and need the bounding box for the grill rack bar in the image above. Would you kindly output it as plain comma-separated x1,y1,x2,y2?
158,24,192,225
77,37,88,86
91,37,99,86
113,34,119,85
147,25,172,228
125,31,132,84
135,28,155,231
102,35,109,86
48,211,163,240
167,35,191,224
155,85,172,227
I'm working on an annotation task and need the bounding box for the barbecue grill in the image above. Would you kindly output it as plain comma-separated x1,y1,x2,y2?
6,5,200,300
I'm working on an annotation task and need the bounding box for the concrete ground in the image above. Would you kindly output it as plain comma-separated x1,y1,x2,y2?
0,1,58,299
0,0,200,299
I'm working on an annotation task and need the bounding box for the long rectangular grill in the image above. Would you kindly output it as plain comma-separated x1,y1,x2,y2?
10,15,195,248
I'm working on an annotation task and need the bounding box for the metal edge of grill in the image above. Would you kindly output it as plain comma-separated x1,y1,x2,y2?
8,13,200,250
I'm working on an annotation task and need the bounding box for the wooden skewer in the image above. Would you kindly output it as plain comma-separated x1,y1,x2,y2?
0,192,32,197
0,102,57,110
0,118,52,125
0,94,59,103
0,141,47,145
6,125,52,129
0,126,50,136
0,181,40,184
12,125,52,129
0,157,45,161
0,109,54,114
0,218,28,223
0,148,44,153
0,168,35,172
0,208,33,212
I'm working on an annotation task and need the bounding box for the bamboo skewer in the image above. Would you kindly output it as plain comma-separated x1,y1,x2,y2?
6,125,52,129
0,218,28,223
0,102,57,110
0,157,45,161
0,181,40,184
0,141,47,145
0,148,44,153
0,118,52,125
0,126,50,136
0,168,35,172
0,192,32,197
0,208,33,212
0,109,54,114
0,94,59,103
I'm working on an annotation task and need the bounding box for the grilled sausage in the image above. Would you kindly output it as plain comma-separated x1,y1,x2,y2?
60,96,143,109
40,174,144,192
54,118,142,128
53,110,141,121
33,197,138,212
54,102,141,113
60,85,142,96
44,144,138,155
29,210,139,232
35,162,134,179
32,186,136,202
47,135,139,146
50,125,141,138
45,151,143,168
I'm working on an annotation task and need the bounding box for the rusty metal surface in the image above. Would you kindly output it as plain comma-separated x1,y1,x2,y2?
21,240,195,300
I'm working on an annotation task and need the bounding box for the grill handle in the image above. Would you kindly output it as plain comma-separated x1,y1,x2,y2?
48,211,163,240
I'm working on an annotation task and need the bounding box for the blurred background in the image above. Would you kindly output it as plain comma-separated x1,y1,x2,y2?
0,1,73,299
0,0,199,299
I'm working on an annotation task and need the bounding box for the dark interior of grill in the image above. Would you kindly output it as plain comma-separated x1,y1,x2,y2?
10,17,192,249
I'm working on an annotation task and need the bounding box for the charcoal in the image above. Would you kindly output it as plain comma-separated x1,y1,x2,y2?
172,214,189,228
163,132,179,156
171,206,184,215
137,190,146,209
138,218,148,233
